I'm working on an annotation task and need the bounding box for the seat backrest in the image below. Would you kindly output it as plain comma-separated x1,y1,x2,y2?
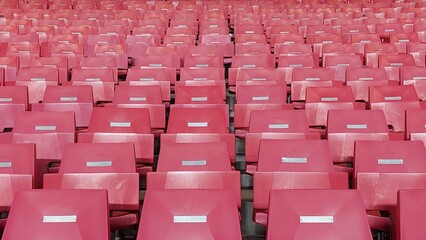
324,54,363,68
306,86,355,103
231,54,275,69
398,189,426,240
267,189,372,240
13,111,75,134
236,84,286,104
87,107,151,133
378,54,416,68
113,85,162,104
354,140,426,173
1,189,110,240
137,189,241,240
406,109,426,138
126,67,170,82
258,139,334,172
42,85,93,104
175,85,225,104
71,68,114,82
291,68,334,82
60,143,136,174
369,85,419,102
278,55,316,68
79,56,117,68
327,110,389,134
0,86,29,109
180,67,224,81
183,55,223,68
16,67,59,82
400,66,426,82
248,109,310,133
346,67,389,82
235,68,279,82
157,142,231,171
167,107,228,134
0,143,35,175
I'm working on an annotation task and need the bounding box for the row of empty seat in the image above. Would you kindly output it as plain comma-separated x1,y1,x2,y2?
3,0,426,239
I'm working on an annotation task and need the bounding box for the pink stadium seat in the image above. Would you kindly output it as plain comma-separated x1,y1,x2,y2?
175,85,225,104
180,67,224,82
30,56,68,84
341,24,370,43
257,139,334,172
405,109,426,142
406,43,426,66
400,66,426,100
291,68,336,102
376,23,405,39
70,67,114,102
0,86,28,131
397,190,426,240
1,189,110,240
312,34,343,56
245,110,319,174
323,54,363,82
93,44,128,69
0,143,34,230
46,43,84,68
5,43,40,68
77,108,154,170
234,25,264,35
306,25,336,44
157,142,231,172
15,67,58,104
167,107,228,134
253,138,348,225
305,86,365,127
275,43,312,57
125,67,173,102
236,84,287,104
231,55,275,69
9,111,75,187
108,85,165,133
27,26,56,43
137,190,241,240
327,110,389,163
354,140,426,232
229,68,281,93
350,33,382,56
161,133,236,164
133,54,179,71
0,56,19,85
379,54,416,82
346,67,391,102
79,57,118,83
364,43,398,68
235,34,267,45
199,26,229,36
125,35,159,58
147,172,241,207
234,84,290,133
183,55,223,68
235,44,271,56
390,33,420,53
0,34,39,46
369,85,420,132
32,85,94,128
43,142,139,230
278,55,318,85
272,35,306,53
266,190,372,240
